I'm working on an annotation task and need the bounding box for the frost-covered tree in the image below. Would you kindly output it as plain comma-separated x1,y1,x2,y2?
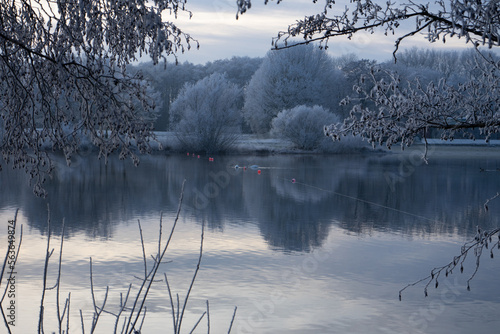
204,56,263,88
170,73,242,153
133,57,261,131
238,0,500,295
243,44,343,134
271,105,339,150
0,0,196,195
326,50,500,158
238,0,500,150
135,61,206,130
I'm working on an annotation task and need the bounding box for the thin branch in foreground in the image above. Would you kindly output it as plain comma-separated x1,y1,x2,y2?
189,311,206,334
176,221,205,334
89,257,109,333
399,226,500,300
138,220,148,278
125,179,186,334
39,204,53,334
56,220,67,334
137,307,147,333
80,309,85,334
484,192,500,211
164,273,177,331
0,181,236,333
65,293,71,334
158,213,164,263
227,306,238,334
206,300,210,334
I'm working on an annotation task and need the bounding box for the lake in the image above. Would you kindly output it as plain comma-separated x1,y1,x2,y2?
1,145,500,333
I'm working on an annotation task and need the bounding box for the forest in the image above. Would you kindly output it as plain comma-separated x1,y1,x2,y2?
132,46,500,153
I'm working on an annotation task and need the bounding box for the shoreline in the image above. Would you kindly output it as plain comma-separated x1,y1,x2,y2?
41,131,500,158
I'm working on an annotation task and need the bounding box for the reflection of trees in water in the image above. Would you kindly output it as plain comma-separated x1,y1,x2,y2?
1,152,500,250
333,155,500,237
241,155,361,252
0,154,187,238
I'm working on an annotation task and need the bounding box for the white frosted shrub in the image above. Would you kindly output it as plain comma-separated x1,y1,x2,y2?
170,73,242,153
271,105,340,150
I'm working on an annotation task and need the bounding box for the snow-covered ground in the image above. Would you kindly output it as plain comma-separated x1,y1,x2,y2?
42,131,500,156
152,132,370,154
152,132,500,155
153,132,301,154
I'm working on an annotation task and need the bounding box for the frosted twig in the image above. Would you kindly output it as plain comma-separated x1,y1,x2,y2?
228,306,238,334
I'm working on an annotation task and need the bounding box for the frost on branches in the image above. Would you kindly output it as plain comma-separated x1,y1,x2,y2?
238,0,500,52
238,0,500,153
0,0,197,196
325,54,500,157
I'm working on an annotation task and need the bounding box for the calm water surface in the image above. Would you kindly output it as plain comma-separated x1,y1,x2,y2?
1,146,500,333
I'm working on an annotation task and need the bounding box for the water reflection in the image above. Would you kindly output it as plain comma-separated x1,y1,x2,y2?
1,148,500,250
2,148,500,333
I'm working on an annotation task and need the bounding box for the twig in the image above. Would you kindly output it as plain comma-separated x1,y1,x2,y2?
121,316,128,334
125,179,186,333
80,309,85,334
484,192,500,211
189,311,206,334
176,294,180,332
65,293,71,334
113,285,132,333
89,257,109,333
138,220,148,278
39,204,53,334
400,226,500,299
137,307,147,333
56,220,66,334
158,212,163,263
177,220,205,333
227,306,238,334
164,273,177,332
206,299,210,334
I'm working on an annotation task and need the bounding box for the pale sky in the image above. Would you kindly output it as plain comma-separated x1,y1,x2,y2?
167,0,478,65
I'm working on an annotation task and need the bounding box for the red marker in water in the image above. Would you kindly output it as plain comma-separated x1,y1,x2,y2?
258,170,261,175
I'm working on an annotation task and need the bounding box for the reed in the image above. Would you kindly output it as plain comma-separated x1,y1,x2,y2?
0,180,237,333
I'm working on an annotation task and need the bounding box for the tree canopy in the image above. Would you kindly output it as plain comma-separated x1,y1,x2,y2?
3,0,500,195
238,0,499,52
238,0,500,155
243,44,343,134
0,0,196,195
170,73,242,153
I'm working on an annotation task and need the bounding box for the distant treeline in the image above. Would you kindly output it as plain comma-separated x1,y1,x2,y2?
131,47,500,151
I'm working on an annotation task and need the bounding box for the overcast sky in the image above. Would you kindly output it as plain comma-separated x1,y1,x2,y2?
167,0,477,65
